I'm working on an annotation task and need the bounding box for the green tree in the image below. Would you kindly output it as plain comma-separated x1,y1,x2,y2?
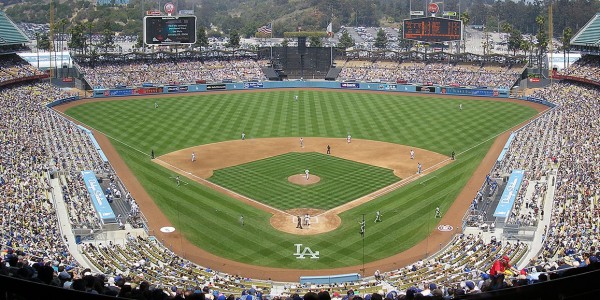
99,21,115,53
281,38,289,47
37,33,50,52
535,15,549,70
374,28,387,49
68,23,86,54
561,27,573,70
195,26,209,48
508,28,523,56
227,30,240,48
337,30,355,49
309,35,322,47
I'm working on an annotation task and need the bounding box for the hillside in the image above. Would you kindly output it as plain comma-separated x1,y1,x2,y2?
1,0,599,39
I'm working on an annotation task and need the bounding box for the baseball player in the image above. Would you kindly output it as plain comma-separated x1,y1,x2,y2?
374,210,381,223
294,95,298,101
359,219,365,237
239,215,244,226
154,102,158,109
305,169,309,180
459,103,463,110
451,151,456,160
191,151,196,162
347,134,352,143
435,207,442,218
326,145,331,155
417,162,422,174
176,175,180,186
296,215,303,229
410,149,415,160
241,132,245,140
304,214,310,227
300,137,304,148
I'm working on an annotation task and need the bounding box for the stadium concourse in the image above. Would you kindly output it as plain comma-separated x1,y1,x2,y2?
1,48,599,299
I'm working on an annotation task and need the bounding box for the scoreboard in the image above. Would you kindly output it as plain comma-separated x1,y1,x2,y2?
143,16,197,45
403,17,462,42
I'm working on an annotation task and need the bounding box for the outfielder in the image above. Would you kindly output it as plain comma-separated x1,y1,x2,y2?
374,210,382,223
359,219,365,237
435,207,442,218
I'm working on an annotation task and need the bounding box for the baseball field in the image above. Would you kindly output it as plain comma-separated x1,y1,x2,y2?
62,89,541,276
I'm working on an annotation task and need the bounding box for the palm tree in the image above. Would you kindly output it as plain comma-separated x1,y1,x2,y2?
459,12,470,53
561,27,573,70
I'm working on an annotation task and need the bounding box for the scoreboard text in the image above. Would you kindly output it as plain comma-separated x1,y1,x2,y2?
403,17,462,42
144,16,197,45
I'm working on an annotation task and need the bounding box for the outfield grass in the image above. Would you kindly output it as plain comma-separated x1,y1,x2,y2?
65,90,538,269
209,152,400,210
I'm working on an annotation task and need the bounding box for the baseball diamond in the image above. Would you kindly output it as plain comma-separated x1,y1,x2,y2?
61,89,544,275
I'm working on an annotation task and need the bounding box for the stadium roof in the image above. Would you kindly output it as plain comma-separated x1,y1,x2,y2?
571,12,600,47
0,11,30,46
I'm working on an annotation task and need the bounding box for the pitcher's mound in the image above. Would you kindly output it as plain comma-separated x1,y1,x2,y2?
288,174,321,185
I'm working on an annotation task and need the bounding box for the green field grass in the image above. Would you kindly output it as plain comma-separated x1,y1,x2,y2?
209,152,400,210
65,90,538,269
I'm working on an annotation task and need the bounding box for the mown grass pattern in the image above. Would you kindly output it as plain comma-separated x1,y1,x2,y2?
209,152,400,210
65,90,537,269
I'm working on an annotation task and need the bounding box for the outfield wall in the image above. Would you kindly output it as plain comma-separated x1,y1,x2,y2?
91,81,510,98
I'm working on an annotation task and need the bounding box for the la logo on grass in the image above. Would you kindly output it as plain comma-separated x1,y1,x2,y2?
293,244,320,259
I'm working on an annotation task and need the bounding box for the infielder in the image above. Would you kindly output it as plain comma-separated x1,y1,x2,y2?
305,169,310,180
304,214,310,226
347,134,352,143
241,132,245,140
191,151,196,162
300,137,304,148
417,162,422,174
326,145,331,155
410,149,415,160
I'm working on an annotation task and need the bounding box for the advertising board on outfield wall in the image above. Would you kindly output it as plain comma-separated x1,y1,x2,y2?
92,82,509,99
340,82,360,89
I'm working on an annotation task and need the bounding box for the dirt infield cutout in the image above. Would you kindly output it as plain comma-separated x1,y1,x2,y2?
154,137,450,235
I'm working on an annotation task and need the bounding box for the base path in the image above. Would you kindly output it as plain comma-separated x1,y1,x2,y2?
54,89,549,281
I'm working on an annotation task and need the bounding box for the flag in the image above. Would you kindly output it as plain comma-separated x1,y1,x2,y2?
257,23,272,35
326,22,333,37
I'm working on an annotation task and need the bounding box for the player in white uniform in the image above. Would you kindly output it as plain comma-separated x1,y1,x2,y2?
347,134,351,143
435,207,441,218
305,169,309,180
417,162,422,174
294,95,298,101
374,210,381,223
191,151,196,162
410,149,415,159
241,132,245,140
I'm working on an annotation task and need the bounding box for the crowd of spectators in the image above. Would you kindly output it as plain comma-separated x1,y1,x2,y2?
337,60,522,89
558,54,600,82
76,58,267,88
0,54,45,84
1,55,599,299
